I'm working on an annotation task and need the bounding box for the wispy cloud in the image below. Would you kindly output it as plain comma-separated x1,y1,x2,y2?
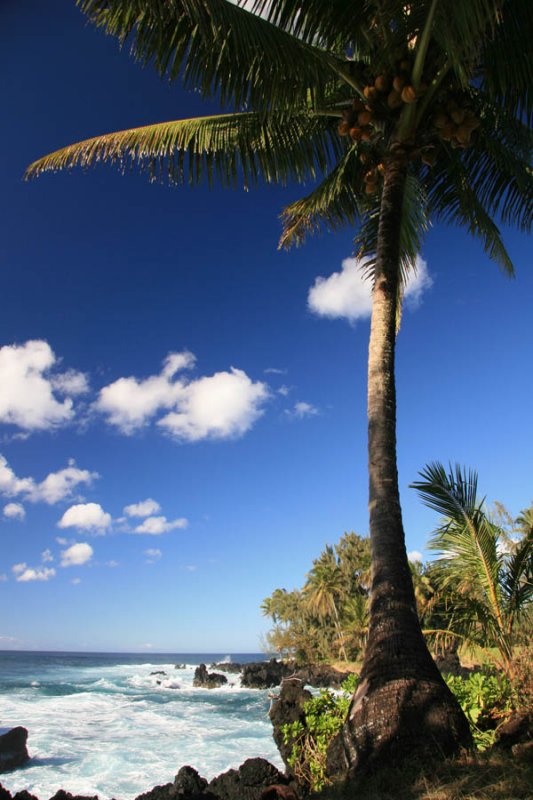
0,454,97,505
133,516,188,535
285,401,320,420
144,548,162,563
12,563,56,582
124,498,161,518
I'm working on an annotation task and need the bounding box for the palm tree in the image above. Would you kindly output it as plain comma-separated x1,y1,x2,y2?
412,463,533,676
27,0,532,776
304,546,348,661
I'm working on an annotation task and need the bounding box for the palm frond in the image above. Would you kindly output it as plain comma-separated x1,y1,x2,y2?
481,0,533,125
26,111,342,189
500,528,533,623
278,145,366,249
76,0,344,110
425,147,517,275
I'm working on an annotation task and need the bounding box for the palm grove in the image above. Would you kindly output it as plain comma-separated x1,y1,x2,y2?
28,0,532,780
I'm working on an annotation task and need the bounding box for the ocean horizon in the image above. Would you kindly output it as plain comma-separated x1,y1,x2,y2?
0,650,283,800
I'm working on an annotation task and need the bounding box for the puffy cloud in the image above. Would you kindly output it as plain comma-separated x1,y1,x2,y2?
124,498,161,518
408,550,423,563
144,548,162,563
60,542,93,567
30,462,98,505
0,454,97,505
133,515,188,535
308,256,432,323
285,401,319,420
3,502,25,521
41,549,54,563
12,562,56,582
0,340,86,431
96,352,269,441
159,368,269,442
58,503,111,533
95,351,195,433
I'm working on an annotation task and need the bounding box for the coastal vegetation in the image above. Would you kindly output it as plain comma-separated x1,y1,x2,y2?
27,0,532,779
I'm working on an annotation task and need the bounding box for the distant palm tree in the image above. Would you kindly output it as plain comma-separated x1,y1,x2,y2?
305,546,348,660
27,0,532,774
412,463,533,676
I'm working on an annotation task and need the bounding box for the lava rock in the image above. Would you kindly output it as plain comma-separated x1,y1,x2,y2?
0,728,30,773
173,766,209,797
150,671,167,677
49,791,99,800
494,711,533,750
241,660,294,689
210,663,242,675
174,664,187,670
294,664,351,689
207,758,288,800
135,782,175,800
269,680,312,774
0,785,12,800
193,665,228,689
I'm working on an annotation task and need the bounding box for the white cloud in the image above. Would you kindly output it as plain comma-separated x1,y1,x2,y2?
308,256,432,323
105,560,119,568
58,503,111,533
133,515,188,535
41,549,54,563
55,536,69,546
71,577,82,585
286,401,319,420
95,351,195,433
0,454,97,505
144,548,162,563
96,352,269,441
0,340,85,431
60,542,93,567
159,368,269,442
184,564,197,572
264,367,287,375
3,502,25,520
124,498,161,518
51,369,89,396
408,550,423,563
13,562,56,582
277,385,290,397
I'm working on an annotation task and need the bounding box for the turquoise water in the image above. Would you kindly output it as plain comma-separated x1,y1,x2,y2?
0,651,282,800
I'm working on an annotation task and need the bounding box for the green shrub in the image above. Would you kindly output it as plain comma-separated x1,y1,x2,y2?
444,671,513,750
281,674,359,792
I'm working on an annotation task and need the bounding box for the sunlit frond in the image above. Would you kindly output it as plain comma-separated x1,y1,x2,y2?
26,111,342,189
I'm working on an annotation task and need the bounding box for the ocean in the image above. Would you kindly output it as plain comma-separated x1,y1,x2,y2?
0,651,283,800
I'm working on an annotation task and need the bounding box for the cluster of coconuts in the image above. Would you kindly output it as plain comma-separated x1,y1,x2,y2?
432,98,481,148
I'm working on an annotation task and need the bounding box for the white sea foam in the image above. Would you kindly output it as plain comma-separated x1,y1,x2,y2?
0,660,282,800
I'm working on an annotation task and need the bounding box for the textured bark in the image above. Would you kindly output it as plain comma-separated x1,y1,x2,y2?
328,152,471,780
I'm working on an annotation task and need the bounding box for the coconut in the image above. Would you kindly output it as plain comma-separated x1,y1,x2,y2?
374,74,390,92
399,58,411,71
455,125,472,145
358,110,373,126
401,85,417,104
421,148,437,166
363,85,378,102
338,121,351,136
387,90,403,110
439,123,456,141
364,181,378,195
360,128,372,142
392,75,406,93
433,111,449,129
450,108,466,125
349,127,363,141
364,168,377,183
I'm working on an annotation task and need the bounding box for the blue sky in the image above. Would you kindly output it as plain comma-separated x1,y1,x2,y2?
1,1,531,653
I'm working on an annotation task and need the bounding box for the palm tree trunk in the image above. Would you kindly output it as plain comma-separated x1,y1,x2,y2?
328,151,472,778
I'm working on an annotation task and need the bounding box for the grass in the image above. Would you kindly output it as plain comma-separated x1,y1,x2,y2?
317,749,533,800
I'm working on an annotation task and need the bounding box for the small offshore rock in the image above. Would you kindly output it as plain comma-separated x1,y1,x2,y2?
150,671,167,677
135,782,175,800
49,791,99,800
0,784,12,800
241,660,293,689
193,665,227,689
174,664,187,670
0,728,30,773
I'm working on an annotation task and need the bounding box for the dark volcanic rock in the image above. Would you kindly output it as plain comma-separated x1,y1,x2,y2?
12,793,37,800
150,671,167,677
269,680,312,774
207,758,288,800
49,791,99,800
174,766,210,797
294,664,351,689
0,728,30,773
174,664,187,670
241,660,293,689
193,664,228,689
135,782,175,800
210,663,243,674
494,711,533,750
0,785,12,800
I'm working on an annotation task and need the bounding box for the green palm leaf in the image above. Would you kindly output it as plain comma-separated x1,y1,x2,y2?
26,111,342,189
76,0,345,109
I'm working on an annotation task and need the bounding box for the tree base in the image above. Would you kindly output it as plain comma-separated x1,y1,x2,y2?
327,676,472,782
